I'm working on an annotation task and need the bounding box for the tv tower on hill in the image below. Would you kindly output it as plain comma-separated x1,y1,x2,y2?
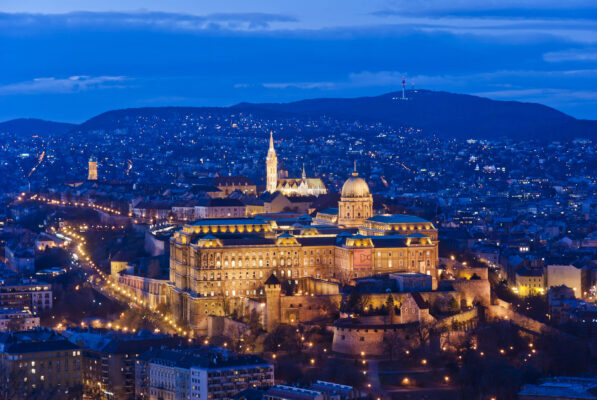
392,75,411,101
401,77,407,100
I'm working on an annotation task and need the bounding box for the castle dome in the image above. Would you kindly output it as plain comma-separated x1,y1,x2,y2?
341,171,370,198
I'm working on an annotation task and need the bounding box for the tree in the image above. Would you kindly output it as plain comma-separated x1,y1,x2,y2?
385,294,395,310
345,290,361,312
382,330,407,361
448,297,460,313
344,290,370,313
247,309,262,336
457,352,524,400
264,325,302,354
412,319,445,350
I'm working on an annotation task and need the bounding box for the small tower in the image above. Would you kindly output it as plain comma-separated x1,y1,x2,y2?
264,273,281,332
301,163,307,181
88,156,98,181
265,132,278,193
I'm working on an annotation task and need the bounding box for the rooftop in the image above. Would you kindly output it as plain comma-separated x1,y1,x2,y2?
189,218,269,226
367,214,432,225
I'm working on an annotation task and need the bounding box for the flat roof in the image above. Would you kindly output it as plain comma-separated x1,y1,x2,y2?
189,218,269,226
367,214,432,224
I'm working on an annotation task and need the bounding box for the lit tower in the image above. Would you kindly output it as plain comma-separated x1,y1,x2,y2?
266,131,278,193
264,273,281,332
88,156,98,181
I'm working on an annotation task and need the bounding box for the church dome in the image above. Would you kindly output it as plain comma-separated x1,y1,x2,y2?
341,172,370,198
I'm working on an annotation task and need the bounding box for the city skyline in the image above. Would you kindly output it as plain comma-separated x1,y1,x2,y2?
0,2,595,399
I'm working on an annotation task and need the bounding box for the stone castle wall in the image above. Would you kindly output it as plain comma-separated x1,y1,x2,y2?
449,279,491,306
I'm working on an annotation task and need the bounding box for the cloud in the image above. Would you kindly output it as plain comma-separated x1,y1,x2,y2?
257,71,406,91
473,88,597,100
255,69,597,92
0,76,128,95
368,2,597,43
262,81,336,89
544,48,597,62
370,1,597,17
0,11,298,33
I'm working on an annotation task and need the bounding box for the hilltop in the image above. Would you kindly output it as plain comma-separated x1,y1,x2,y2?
2,91,595,141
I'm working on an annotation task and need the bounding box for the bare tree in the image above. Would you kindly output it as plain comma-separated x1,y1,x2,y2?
382,330,407,361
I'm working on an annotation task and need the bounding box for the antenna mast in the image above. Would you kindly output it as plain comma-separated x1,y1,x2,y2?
401,77,406,100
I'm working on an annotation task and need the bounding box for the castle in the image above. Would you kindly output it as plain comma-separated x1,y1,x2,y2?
165,135,440,331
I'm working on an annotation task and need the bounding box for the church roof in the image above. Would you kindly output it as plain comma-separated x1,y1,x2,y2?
304,178,326,189
278,178,326,190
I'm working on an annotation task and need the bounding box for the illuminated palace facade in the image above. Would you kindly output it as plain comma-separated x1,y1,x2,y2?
166,164,439,329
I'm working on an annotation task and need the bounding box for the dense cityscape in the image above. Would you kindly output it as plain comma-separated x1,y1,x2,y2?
1,1,597,399
0,104,595,399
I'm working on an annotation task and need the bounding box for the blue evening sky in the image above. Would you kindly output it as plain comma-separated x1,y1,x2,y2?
1,0,596,122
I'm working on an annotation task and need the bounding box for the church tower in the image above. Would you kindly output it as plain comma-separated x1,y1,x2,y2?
88,156,98,181
266,131,278,193
338,162,373,228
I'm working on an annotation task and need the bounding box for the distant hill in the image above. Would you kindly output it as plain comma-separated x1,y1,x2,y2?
3,91,596,140
0,118,75,136
234,90,597,140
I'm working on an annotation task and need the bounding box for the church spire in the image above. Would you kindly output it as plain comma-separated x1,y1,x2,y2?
302,163,306,180
266,131,278,193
